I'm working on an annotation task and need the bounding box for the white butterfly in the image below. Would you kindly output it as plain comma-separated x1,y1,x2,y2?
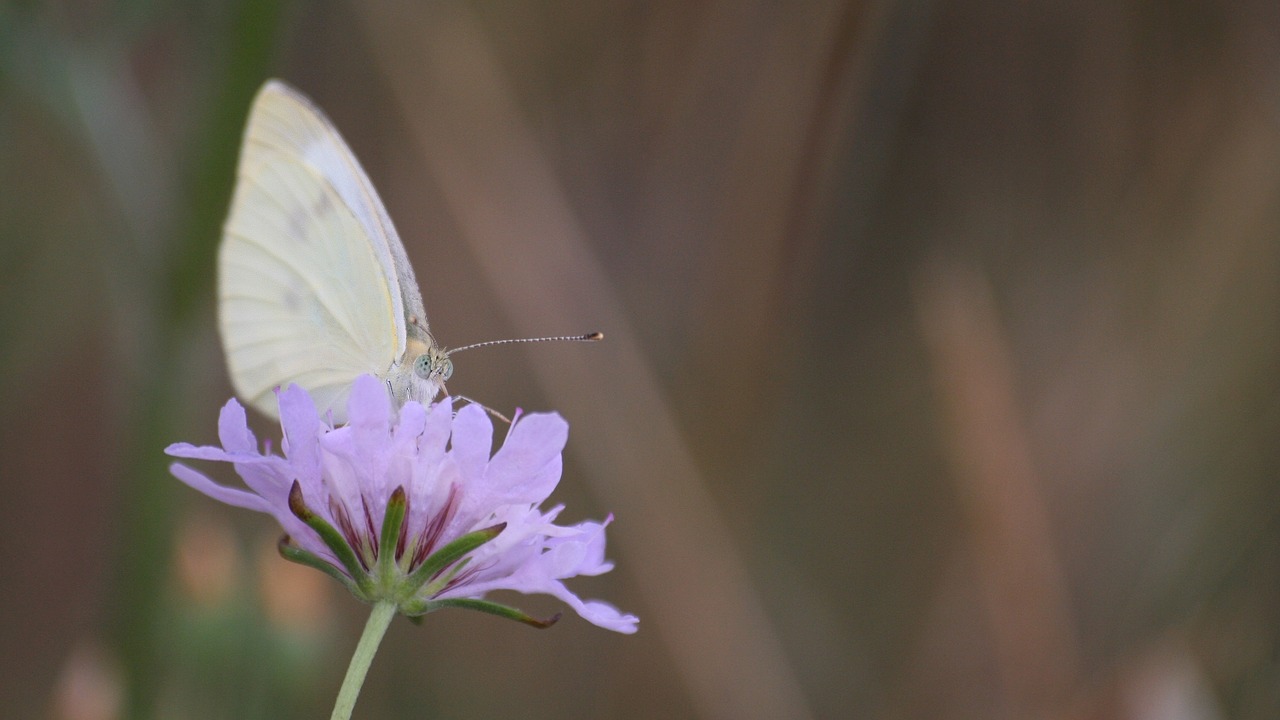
218,80,451,422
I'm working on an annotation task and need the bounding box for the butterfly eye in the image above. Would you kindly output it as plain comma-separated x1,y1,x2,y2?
440,358,453,382
412,354,433,379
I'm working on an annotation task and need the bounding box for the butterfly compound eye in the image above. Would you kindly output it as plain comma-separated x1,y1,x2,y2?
440,358,454,381
412,353,433,379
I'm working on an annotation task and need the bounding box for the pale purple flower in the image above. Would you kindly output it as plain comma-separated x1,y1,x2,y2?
166,375,637,634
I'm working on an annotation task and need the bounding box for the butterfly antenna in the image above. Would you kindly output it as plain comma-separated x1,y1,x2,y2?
447,332,603,356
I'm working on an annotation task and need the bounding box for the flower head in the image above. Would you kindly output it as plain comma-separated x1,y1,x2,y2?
166,375,637,634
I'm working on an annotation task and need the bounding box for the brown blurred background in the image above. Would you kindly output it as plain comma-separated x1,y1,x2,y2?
3,1,1280,719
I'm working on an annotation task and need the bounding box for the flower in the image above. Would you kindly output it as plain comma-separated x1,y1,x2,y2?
166,375,637,634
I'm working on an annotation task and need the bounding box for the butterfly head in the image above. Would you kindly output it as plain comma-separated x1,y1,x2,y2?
412,345,453,385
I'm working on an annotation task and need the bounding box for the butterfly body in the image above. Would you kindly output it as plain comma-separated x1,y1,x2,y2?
219,79,444,422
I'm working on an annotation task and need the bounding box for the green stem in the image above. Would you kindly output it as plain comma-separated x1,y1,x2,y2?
330,601,397,720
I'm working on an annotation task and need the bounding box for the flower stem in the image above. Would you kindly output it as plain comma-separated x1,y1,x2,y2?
330,601,397,720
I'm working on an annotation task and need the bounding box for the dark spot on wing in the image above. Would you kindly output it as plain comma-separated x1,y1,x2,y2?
314,191,333,218
286,204,308,242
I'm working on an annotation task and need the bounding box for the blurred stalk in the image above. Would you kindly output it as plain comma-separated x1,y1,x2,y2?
103,2,284,717
914,259,1081,717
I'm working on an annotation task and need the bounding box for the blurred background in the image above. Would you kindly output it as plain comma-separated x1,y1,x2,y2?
3,1,1280,718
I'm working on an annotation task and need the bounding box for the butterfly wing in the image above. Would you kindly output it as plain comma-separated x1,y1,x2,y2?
219,80,429,420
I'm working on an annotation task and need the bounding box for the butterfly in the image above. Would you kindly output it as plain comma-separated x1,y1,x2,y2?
218,79,456,423
219,80,598,423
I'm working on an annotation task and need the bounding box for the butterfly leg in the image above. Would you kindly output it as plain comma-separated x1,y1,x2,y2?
450,394,512,425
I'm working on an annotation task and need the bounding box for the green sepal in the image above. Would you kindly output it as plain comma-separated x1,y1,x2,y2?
407,598,561,629
419,557,470,599
401,522,506,596
277,535,361,596
377,486,408,583
288,480,372,594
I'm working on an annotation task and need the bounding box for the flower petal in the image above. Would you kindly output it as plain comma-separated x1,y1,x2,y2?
169,462,274,514
347,374,393,429
547,520,615,577
479,412,567,506
279,383,322,480
393,401,428,454
574,599,639,634
408,398,452,499
438,571,637,634
217,398,256,453
449,403,492,482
